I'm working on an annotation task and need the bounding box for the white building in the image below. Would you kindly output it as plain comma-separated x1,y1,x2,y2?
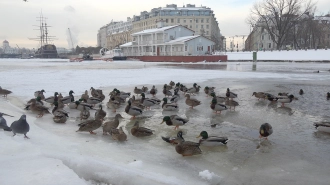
120,24,215,56
2,40,19,54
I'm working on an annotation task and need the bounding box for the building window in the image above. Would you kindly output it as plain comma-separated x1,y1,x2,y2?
206,19,209,23
201,19,204,23
166,19,168,23
190,19,192,23
171,19,174,23
206,25,209,29
262,35,264,40
177,18,180,23
184,19,186,23
201,25,204,28
196,25,198,28
261,44,264,48
185,46,187,51
269,43,271,48
206,31,209,35
328,34,330,38
196,19,198,23
190,25,192,28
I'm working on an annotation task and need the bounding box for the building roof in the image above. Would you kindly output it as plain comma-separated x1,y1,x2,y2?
3,40,9,43
166,35,200,44
120,42,133,47
132,25,178,36
166,35,215,45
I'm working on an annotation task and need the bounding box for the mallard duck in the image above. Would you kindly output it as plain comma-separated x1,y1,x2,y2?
106,97,121,112
81,90,89,102
110,94,126,104
87,97,102,105
129,97,145,110
60,90,75,104
140,93,159,110
162,98,179,111
275,94,294,107
131,121,153,137
197,131,228,146
265,93,277,102
210,92,226,103
29,99,50,117
76,118,103,134
204,86,215,97
161,130,184,145
150,85,158,97
34,89,45,99
313,122,330,133
75,100,94,111
44,92,59,104
299,89,304,95
175,131,202,156
327,92,330,100
0,86,12,98
90,87,102,98
52,102,69,123
278,92,289,96
116,89,131,99
110,126,127,141
226,88,237,100
164,84,172,91
252,92,266,100
142,86,149,93
25,96,44,110
185,94,201,108
259,123,273,139
95,104,106,121
186,83,198,95
180,84,188,94
103,113,124,134
170,88,180,103
225,99,239,110
163,84,172,97
134,87,143,95
125,101,143,119
169,81,175,87
80,105,90,120
161,115,188,130
210,98,227,114
195,85,201,93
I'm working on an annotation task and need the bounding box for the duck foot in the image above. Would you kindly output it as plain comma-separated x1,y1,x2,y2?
24,135,30,139
89,131,97,135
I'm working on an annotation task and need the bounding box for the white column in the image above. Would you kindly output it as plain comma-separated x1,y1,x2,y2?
171,45,172,56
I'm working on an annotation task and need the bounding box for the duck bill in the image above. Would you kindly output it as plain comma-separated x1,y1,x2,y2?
196,135,201,138
160,121,164,124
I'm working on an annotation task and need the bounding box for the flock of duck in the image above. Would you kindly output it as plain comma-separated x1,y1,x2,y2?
1,83,330,156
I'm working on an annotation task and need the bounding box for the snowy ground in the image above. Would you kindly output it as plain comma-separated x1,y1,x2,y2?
225,49,330,61
1,59,330,185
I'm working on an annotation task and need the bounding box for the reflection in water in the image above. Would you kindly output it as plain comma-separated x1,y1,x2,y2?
252,62,257,71
157,63,227,70
275,106,295,115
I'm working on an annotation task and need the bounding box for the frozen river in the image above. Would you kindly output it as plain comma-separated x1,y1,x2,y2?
1,59,330,185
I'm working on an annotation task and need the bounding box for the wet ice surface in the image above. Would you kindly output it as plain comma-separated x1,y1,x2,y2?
1,59,330,185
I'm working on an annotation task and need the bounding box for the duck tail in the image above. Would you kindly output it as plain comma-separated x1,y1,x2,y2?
161,136,171,143
3,126,12,132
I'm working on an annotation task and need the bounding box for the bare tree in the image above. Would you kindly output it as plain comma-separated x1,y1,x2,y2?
248,0,316,49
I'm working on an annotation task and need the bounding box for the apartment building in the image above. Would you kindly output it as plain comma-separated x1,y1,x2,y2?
97,4,223,50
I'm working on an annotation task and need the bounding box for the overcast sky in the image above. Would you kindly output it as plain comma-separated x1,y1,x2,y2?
1,0,329,49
